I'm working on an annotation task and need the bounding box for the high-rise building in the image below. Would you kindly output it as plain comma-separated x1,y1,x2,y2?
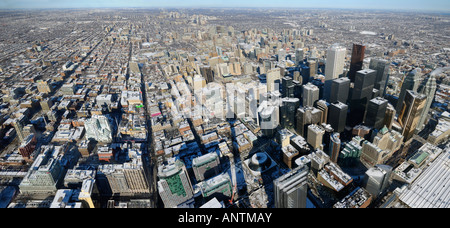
315,100,328,124
330,77,350,104
157,159,194,208
303,83,320,107
296,106,322,137
329,133,341,163
417,74,437,131
307,124,325,150
396,69,421,113
295,48,304,65
13,119,25,143
267,68,281,92
351,69,377,101
273,165,309,208
383,103,396,129
280,97,300,129
307,60,317,77
349,69,377,126
328,102,348,133
369,58,390,96
348,44,366,82
324,44,346,101
200,65,214,84
398,90,427,142
37,80,52,94
364,97,388,130
363,165,392,198
281,76,295,98
325,44,346,82
192,152,221,182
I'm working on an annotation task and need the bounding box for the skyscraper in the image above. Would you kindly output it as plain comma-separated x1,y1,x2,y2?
348,44,366,82
273,165,309,208
324,44,346,101
364,97,388,130
328,102,348,133
363,165,393,198
349,69,377,126
296,106,322,137
325,44,346,82
417,75,437,131
330,77,350,104
200,65,214,84
396,69,421,113
369,58,390,96
384,103,396,129
281,76,295,98
303,83,320,107
329,133,341,163
157,159,194,208
267,68,281,92
307,124,325,150
351,69,377,101
280,97,300,129
398,90,427,142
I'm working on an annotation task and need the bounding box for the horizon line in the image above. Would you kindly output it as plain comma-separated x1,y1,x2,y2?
0,6,449,14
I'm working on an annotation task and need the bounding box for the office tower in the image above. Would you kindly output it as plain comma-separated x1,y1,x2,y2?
296,106,322,137
352,69,377,101
417,75,437,131
369,58,390,96
348,44,366,82
303,83,320,107
398,90,427,142
330,77,350,104
199,173,232,201
300,65,310,85
296,48,304,65
37,80,52,94
328,102,348,133
200,65,214,83
396,69,421,113
278,49,287,61
349,69,377,126
364,97,388,130
307,60,317,77
307,124,325,150
13,119,25,143
321,123,334,152
282,76,295,98
158,159,194,208
273,166,309,208
280,97,300,129
267,68,281,92
324,44,346,101
363,165,392,198
192,152,221,182
384,103,396,129
329,133,341,163
258,101,280,137
293,70,302,84
315,100,328,124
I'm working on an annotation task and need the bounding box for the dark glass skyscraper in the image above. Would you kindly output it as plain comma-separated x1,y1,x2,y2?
348,44,366,82
364,97,388,130
330,77,350,104
328,102,348,133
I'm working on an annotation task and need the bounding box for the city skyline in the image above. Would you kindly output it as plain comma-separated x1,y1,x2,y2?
1,0,450,13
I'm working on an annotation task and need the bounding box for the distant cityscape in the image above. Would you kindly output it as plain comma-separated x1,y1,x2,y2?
0,7,449,209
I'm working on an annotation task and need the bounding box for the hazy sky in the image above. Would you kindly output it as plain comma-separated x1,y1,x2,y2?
1,0,449,12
